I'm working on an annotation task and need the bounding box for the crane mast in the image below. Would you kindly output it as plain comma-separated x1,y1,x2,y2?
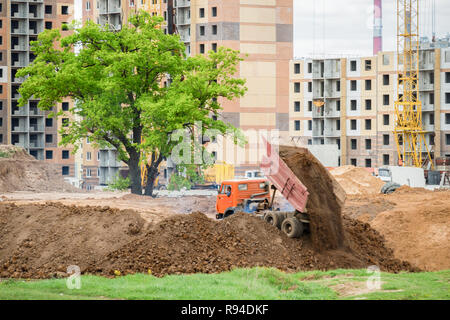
393,0,433,168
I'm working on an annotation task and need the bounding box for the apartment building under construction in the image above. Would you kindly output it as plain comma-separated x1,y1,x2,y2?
289,40,450,168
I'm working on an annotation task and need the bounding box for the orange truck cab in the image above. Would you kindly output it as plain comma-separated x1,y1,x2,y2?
215,179,270,219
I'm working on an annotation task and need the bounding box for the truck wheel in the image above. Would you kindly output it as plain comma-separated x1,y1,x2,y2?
264,212,282,229
281,217,303,238
224,210,235,218
381,182,401,194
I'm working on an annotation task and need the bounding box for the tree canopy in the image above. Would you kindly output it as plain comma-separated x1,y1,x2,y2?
17,11,247,195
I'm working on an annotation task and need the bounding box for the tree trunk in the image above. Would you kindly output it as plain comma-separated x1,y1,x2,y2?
144,154,164,197
128,152,142,195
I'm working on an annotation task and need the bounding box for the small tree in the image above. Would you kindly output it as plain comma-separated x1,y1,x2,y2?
17,11,247,196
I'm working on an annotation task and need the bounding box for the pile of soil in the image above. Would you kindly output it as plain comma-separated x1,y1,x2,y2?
278,146,346,251
330,166,385,195
0,202,146,279
0,202,415,279
370,191,450,271
393,185,431,194
0,145,78,193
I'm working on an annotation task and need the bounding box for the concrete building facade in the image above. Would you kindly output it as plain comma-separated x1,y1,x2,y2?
290,44,450,168
1,0,76,179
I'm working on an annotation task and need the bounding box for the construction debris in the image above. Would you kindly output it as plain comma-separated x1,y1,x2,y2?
330,166,385,195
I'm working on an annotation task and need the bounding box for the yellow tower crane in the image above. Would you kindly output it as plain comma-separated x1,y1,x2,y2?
393,0,433,168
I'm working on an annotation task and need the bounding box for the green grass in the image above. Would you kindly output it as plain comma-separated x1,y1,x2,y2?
0,268,448,300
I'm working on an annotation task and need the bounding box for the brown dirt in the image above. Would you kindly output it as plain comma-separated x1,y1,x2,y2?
330,166,385,195
278,145,346,251
0,145,79,193
0,202,146,279
0,202,415,279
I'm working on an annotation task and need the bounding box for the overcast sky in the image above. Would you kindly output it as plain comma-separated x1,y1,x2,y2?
293,0,450,58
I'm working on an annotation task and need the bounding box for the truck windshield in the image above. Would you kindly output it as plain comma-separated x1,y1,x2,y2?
378,169,390,177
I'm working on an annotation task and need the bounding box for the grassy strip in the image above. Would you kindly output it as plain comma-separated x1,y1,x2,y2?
0,268,448,300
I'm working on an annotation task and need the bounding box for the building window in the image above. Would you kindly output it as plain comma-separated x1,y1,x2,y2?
307,63,312,73
350,100,357,111
212,7,217,17
45,21,52,29
308,82,312,92
383,114,389,125
365,79,372,90
308,101,312,112
199,44,205,54
97,152,100,161
212,25,217,35
45,134,53,143
383,134,390,145
294,82,300,93
383,74,389,85
61,6,69,15
336,100,341,111
446,134,450,145
199,26,205,36
383,94,390,105
87,152,92,161
446,93,450,104
383,154,390,165
62,166,69,175
45,118,53,127
336,80,340,92
308,120,312,131
337,139,341,150
365,159,372,168
430,93,435,105
365,119,372,130
350,60,357,71
294,63,300,74
351,139,357,150
366,139,372,150
199,8,205,18
429,113,434,125
212,43,217,52
0,20,2,29
86,168,92,177
0,36,2,45
350,80,357,91
336,119,340,131
351,158,357,166
308,139,312,145
365,99,372,110
365,60,372,71
446,72,450,83
45,5,52,14
46,150,53,159
62,150,69,159
445,113,450,124
87,1,91,10
62,118,69,127
294,120,300,131
350,119,357,130
62,102,69,111
294,101,300,112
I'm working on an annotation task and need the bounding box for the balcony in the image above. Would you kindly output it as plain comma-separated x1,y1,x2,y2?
12,125,27,132
12,107,27,116
29,124,44,132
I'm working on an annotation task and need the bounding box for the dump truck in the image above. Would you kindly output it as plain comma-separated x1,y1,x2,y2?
215,140,311,238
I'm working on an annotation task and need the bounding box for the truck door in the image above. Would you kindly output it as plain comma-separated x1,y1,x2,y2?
217,184,233,214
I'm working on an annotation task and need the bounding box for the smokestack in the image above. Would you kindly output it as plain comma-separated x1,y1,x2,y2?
373,0,383,55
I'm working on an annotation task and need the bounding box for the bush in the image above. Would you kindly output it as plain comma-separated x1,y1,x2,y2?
106,173,131,191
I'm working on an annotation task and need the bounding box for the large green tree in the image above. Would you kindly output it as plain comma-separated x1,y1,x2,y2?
17,11,247,196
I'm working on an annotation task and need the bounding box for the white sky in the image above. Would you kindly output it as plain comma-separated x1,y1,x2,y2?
293,0,450,58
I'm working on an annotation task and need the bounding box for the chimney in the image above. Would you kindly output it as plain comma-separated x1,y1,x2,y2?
373,0,383,55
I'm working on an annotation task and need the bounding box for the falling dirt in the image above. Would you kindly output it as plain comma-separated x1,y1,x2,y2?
278,145,346,251
0,145,79,193
330,166,385,195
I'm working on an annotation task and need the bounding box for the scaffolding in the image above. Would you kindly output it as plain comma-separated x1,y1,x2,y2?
393,0,433,168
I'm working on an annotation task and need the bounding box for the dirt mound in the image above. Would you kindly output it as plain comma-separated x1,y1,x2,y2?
94,212,415,277
330,166,384,195
370,191,450,271
393,185,431,194
0,202,146,279
0,203,415,279
278,146,345,251
0,146,78,193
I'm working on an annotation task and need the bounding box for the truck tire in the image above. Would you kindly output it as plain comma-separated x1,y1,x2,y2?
281,217,303,238
264,212,282,229
381,182,401,194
